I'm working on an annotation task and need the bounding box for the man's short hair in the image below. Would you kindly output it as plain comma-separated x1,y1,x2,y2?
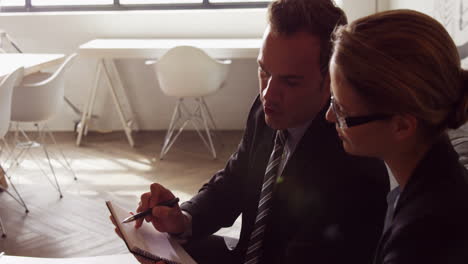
268,0,347,73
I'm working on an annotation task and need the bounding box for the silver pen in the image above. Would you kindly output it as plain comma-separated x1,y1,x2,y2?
121,197,180,224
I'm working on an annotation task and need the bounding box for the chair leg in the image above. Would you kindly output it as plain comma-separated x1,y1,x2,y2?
160,98,182,159
161,98,214,159
0,163,29,213
0,140,9,190
44,125,78,181
8,124,64,199
0,138,13,167
188,101,214,155
200,97,218,131
8,123,24,168
160,99,196,160
1,178,29,213
200,97,222,147
4,128,33,175
7,143,53,190
38,129,63,199
160,97,219,159
6,124,49,179
162,120,190,159
0,215,6,238
198,98,217,159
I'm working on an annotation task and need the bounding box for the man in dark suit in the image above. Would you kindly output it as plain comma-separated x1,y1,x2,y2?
130,0,390,263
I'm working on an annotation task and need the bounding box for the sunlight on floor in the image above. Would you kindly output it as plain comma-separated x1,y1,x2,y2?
0,131,244,257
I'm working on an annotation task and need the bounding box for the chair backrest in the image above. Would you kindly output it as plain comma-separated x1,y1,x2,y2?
153,46,231,97
0,67,23,137
11,53,77,122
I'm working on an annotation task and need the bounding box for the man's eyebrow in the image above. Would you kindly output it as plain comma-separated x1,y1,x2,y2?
279,74,304,80
257,61,303,80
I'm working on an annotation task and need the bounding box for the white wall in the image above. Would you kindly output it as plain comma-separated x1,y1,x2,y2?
0,0,380,131
388,0,468,69
0,9,267,131
389,0,434,14
377,0,390,12
341,0,376,21
339,0,391,21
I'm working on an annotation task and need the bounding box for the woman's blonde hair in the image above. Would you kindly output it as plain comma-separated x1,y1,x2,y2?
332,9,468,133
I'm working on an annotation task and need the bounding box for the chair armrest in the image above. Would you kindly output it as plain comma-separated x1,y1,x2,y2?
145,60,157,65
218,59,232,65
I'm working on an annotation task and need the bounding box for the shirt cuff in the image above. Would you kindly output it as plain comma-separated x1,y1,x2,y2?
169,210,192,244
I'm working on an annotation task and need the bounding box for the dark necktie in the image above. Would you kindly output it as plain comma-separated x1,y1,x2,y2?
244,130,287,264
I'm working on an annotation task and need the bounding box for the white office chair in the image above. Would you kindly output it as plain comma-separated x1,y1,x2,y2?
147,46,231,159
0,29,85,127
9,53,78,199
0,67,27,238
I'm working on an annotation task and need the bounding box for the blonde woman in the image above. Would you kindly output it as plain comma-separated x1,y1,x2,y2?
326,9,468,264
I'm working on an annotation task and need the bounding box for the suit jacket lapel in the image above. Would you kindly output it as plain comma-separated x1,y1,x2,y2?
281,105,334,180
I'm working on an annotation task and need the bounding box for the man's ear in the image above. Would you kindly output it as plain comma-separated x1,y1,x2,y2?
391,114,418,141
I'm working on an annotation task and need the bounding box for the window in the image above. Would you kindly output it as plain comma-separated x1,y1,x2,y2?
31,0,113,6
119,0,202,4
0,0,25,6
210,0,270,2
0,0,271,12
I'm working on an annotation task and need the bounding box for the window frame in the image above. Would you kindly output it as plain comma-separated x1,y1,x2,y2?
0,0,269,12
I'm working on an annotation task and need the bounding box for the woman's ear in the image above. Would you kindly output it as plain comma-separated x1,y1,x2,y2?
391,114,418,141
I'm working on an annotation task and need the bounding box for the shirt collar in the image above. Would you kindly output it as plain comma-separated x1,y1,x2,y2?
286,119,313,151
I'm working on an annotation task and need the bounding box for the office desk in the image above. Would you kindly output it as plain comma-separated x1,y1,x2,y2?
76,38,262,147
79,38,262,59
1,254,138,263
0,54,65,79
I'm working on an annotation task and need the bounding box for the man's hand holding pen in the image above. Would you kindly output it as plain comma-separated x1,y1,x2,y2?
109,183,189,264
136,183,189,235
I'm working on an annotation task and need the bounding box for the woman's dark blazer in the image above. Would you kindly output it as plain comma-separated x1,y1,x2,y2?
374,135,468,264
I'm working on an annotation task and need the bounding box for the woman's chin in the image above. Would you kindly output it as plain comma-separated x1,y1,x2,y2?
342,141,363,156
342,141,354,154
342,142,376,158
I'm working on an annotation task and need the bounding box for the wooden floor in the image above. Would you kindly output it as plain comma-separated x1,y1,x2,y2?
0,130,243,258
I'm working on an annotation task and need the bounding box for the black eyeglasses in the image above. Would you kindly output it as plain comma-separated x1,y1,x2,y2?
329,96,392,128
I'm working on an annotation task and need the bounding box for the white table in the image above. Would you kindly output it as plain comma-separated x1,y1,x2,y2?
76,38,262,147
1,254,138,264
0,54,65,79
79,38,262,59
